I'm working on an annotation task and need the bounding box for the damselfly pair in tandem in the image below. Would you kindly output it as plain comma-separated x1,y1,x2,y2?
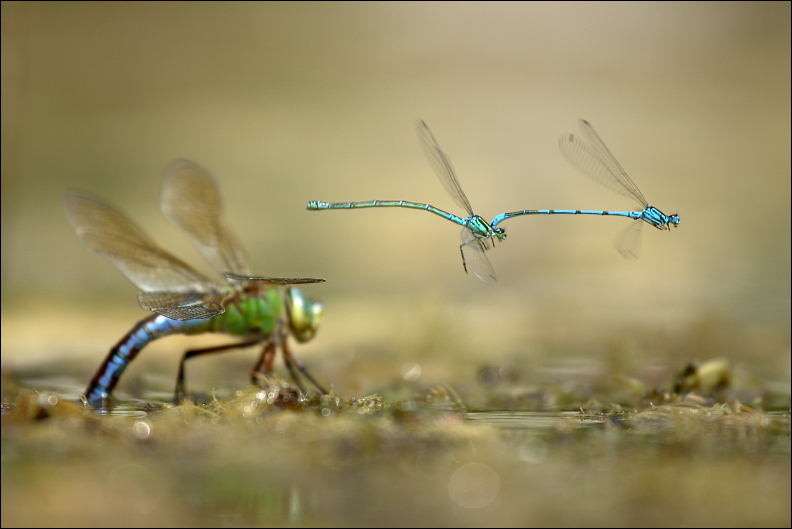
308,119,680,282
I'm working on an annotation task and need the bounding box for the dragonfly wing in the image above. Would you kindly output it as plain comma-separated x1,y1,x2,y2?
161,159,250,277
558,120,648,208
64,192,216,292
224,273,325,285
417,120,475,217
460,228,497,283
613,219,643,260
137,291,227,320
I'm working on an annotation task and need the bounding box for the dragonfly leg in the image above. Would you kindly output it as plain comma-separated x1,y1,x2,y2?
282,353,308,394
282,339,328,395
458,236,484,275
458,244,469,273
250,337,277,384
174,338,263,403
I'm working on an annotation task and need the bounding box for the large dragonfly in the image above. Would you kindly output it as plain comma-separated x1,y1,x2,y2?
64,159,326,409
307,120,679,281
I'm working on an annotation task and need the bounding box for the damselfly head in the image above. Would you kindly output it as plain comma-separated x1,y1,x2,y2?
669,214,680,227
494,228,506,241
285,287,323,343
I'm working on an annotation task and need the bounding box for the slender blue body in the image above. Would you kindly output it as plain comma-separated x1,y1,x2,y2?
306,200,467,226
490,206,676,229
306,200,497,237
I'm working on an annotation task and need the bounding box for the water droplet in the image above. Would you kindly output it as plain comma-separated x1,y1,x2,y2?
448,463,499,508
401,362,422,381
132,419,151,440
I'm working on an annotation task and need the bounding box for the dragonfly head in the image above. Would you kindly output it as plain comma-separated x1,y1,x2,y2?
285,287,323,343
493,227,506,241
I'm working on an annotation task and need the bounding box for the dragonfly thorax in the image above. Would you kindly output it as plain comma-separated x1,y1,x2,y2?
465,215,494,238
466,215,506,242
642,205,680,231
217,288,283,337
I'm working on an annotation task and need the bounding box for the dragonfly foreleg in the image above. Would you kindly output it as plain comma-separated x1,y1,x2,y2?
174,337,263,403
282,339,328,395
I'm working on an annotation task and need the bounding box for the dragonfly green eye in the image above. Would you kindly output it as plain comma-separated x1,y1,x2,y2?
286,287,323,342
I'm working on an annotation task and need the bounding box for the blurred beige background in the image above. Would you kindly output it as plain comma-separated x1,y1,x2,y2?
1,3,789,386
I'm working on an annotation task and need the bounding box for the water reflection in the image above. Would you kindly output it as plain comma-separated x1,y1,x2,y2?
466,410,604,430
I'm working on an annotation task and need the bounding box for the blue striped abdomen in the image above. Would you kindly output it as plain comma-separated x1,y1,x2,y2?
84,314,212,408
84,289,286,408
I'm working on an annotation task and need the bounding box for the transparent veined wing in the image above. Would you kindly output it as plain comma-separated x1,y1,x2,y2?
64,192,226,320
558,119,648,208
161,159,250,277
224,273,325,285
613,219,643,260
417,120,475,217
64,192,217,294
459,228,496,283
137,291,227,320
